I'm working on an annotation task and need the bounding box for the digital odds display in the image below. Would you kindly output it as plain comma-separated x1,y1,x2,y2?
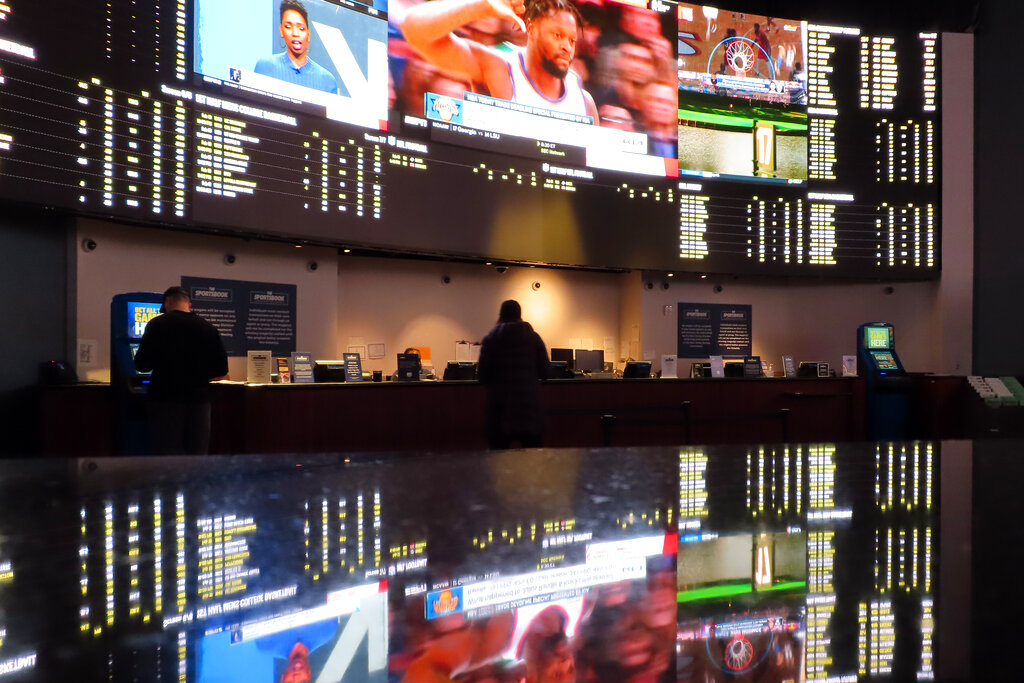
0,0,940,278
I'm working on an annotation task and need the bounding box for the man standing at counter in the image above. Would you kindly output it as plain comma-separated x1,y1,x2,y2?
477,299,550,449
134,286,228,455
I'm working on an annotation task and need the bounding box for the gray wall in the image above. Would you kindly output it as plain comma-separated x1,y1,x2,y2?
974,3,1022,375
0,209,72,453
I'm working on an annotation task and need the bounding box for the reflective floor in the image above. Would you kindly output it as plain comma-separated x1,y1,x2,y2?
0,440,1010,681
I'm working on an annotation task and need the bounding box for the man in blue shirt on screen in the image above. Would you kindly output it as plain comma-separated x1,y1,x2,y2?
254,0,339,94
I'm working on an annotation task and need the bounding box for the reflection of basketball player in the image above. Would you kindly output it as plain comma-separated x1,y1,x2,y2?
280,642,312,683
401,0,599,122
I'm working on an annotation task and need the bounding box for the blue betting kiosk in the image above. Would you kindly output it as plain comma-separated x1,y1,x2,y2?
110,292,163,454
857,322,911,439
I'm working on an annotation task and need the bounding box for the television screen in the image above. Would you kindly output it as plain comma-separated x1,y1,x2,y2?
193,0,390,130
393,0,680,177
677,5,809,182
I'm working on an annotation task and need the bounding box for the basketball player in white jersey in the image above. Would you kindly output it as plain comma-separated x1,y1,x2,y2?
401,0,600,123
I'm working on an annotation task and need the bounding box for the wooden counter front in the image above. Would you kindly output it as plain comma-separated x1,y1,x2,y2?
39,377,868,455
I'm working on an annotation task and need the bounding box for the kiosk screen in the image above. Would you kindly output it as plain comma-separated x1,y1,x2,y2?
864,326,892,350
127,301,162,339
870,351,899,370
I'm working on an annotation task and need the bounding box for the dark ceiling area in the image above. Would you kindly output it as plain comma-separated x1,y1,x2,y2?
721,0,980,33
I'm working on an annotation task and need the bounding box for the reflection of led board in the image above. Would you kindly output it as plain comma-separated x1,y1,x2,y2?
196,513,258,600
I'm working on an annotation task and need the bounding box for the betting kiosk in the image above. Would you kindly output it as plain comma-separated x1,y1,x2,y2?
110,292,163,454
857,322,911,439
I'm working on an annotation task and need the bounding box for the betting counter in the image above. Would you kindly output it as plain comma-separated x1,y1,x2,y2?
39,374,969,456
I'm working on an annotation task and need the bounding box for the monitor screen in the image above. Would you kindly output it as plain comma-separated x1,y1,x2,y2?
442,361,476,381
574,349,604,373
126,301,162,339
864,325,892,350
551,348,575,369
623,361,652,378
394,0,680,177
677,5,809,182
193,0,390,130
870,350,899,370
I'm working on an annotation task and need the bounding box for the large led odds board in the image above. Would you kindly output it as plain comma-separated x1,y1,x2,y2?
0,0,939,277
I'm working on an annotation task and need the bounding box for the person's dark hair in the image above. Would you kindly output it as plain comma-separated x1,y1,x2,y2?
498,299,522,322
524,0,584,31
280,0,309,24
163,286,190,302
160,286,189,313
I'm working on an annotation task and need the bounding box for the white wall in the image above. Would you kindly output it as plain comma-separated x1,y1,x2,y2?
937,32,974,374
639,277,941,374
336,256,624,373
75,218,339,381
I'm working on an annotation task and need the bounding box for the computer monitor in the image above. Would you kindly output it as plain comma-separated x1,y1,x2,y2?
396,353,421,381
548,361,573,379
442,361,477,381
313,360,346,382
574,349,604,373
622,361,652,378
551,348,574,369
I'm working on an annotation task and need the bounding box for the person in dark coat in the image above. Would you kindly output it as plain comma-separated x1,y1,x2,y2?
134,286,228,454
477,299,550,449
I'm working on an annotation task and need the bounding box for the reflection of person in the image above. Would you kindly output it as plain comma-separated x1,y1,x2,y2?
280,641,312,683
477,300,549,449
134,286,228,454
401,0,599,122
400,607,514,682
254,0,339,94
523,610,577,683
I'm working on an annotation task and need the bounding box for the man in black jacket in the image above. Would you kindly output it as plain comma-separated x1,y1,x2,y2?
134,286,229,454
477,299,550,449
